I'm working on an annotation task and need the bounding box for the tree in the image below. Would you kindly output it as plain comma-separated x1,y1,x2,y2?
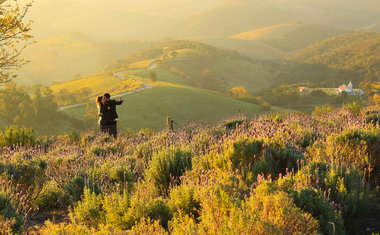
231,86,247,98
149,71,157,83
0,0,33,83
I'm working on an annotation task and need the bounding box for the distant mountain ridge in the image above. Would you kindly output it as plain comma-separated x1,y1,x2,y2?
229,23,351,52
176,0,380,38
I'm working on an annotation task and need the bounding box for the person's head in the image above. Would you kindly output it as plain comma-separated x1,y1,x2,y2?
101,95,107,104
103,93,110,102
96,96,102,106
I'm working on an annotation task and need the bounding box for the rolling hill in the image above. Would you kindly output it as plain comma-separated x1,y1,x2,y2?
106,40,278,92
49,72,143,105
16,33,152,85
288,32,380,79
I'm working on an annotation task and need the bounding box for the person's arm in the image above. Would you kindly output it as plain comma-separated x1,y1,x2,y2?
114,97,124,105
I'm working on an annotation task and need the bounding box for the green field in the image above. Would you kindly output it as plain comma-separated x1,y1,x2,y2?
50,72,143,98
62,86,275,131
124,68,191,86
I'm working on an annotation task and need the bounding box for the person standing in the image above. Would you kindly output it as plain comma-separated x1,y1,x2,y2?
96,96,108,133
103,93,124,138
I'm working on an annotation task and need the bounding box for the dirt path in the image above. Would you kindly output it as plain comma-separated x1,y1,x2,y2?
58,63,156,111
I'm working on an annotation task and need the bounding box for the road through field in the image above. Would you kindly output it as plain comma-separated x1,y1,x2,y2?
58,63,156,111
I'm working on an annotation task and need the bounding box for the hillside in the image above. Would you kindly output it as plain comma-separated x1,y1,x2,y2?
50,72,143,106
107,40,278,92
195,37,289,60
230,23,351,52
2,106,379,233
288,32,380,80
16,33,152,85
62,86,273,131
359,19,380,32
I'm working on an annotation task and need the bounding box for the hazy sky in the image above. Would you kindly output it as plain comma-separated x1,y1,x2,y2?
21,0,380,41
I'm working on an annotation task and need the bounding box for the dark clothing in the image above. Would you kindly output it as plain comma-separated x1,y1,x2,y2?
106,99,123,122
107,124,117,138
98,104,108,126
98,99,123,138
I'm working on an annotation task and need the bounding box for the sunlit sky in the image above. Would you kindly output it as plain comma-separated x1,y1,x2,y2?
18,0,380,41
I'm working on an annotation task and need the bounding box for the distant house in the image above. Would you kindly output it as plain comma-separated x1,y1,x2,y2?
298,87,311,95
336,81,364,96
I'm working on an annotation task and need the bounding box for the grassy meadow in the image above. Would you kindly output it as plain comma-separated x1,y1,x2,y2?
63,85,271,131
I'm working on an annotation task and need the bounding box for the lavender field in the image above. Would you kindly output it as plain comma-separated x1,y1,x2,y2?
0,105,379,234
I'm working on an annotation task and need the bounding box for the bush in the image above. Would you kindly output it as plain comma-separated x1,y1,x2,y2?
168,184,200,219
252,148,303,180
146,198,172,229
70,188,104,228
345,101,361,114
146,148,192,196
366,113,379,126
261,102,271,111
195,182,319,234
102,190,134,230
0,192,23,234
226,138,264,171
279,163,370,231
313,104,334,115
34,181,67,211
243,181,319,234
63,176,101,205
0,157,47,218
0,125,36,148
325,127,380,186
40,221,95,235
290,188,344,235
222,118,245,130
131,217,168,235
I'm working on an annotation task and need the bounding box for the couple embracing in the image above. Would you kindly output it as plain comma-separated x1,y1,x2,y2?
96,93,124,138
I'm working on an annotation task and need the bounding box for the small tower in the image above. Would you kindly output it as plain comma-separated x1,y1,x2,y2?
348,81,353,90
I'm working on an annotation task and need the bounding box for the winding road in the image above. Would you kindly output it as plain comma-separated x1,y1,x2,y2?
58,63,157,111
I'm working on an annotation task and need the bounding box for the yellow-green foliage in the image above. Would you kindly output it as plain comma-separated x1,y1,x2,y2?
129,59,157,69
189,181,319,234
50,72,142,104
0,125,36,148
131,217,168,235
70,188,104,228
146,148,192,196
40,221,95,235
168,183,200,218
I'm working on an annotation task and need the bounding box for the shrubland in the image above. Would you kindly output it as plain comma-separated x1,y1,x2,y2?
0,106,378,234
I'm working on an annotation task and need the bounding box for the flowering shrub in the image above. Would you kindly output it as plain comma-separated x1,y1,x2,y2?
146,148,192,196
0,125,36,148
0,192,23,234
0,106,376,233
